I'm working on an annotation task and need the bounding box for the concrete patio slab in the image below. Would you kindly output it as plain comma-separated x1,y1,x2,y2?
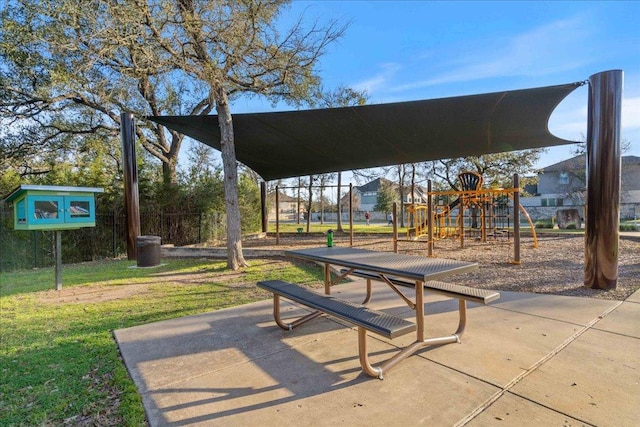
142,326,499,426
510,328,640,426
114,280,640,426
490,291,619,325
626,287,640,304
412,303,589,387
468,392,590,426
592,301,640,338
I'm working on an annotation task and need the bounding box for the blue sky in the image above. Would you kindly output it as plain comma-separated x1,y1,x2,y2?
228,1,639,174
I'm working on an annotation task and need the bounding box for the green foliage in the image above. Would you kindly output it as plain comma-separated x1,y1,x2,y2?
238,173,262,233
374,180,397,213
620,224,638,231
428,149,545,190
534,220,554,229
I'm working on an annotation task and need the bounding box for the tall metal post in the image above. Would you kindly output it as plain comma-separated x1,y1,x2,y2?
392,202,398,253
260,181,268,233
513,174,521,265
427,180,434,257
349,183,354,246
120,112,140,260
275,186,280,245
585,70,623,289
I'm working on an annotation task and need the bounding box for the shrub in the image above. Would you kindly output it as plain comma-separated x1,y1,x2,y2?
620,224,638,231
534,220,553,229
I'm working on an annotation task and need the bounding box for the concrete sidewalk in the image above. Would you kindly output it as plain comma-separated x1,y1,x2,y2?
114,281,640,426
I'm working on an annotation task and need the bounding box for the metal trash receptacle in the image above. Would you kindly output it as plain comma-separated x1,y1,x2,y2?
136,235,161,267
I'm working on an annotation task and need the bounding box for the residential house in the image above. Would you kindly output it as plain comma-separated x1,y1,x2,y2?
267,191,299,220
340,177,428,212
521,155,640,219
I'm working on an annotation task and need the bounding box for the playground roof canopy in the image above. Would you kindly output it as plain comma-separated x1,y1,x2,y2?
149,82,583,181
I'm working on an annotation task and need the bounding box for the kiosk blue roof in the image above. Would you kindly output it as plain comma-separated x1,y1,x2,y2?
4,185,105,203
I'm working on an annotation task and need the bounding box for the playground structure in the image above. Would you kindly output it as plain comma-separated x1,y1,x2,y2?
405,172,538,263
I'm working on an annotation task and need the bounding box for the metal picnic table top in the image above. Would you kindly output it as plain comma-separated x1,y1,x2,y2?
284,246,479,283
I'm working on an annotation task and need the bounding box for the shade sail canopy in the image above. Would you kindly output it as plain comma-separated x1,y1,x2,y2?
149,82,582,181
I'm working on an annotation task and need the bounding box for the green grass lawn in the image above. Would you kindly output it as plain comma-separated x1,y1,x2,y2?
0,258,324,426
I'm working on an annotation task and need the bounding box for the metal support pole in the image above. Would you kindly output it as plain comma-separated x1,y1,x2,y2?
275,186,280,245
392,202,398,253
120,112,140,260
349,183,354,246
459,197,465,249
585,70,623,289
260,181,268,233
428,180,434,257
513,174,521,264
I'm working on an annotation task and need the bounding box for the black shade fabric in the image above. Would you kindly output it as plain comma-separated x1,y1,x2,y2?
149,82,582,181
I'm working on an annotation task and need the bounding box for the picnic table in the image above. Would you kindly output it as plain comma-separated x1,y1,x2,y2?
258,247,499,379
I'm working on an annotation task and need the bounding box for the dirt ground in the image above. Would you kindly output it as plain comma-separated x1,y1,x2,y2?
41,232,639,304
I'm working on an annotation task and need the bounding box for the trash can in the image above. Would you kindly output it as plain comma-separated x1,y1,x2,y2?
136,235,161,267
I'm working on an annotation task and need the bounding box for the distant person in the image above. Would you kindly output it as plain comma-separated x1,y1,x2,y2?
365,211,370,225
387,213,393,225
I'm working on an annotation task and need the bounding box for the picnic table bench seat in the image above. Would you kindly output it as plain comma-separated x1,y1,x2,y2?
257,279,416,339
341,269,500,305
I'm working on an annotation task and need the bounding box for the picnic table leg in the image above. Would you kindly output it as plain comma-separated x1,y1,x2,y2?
272,294,322,330
416,281,424,341
361,279,372,305
454,299,467,338
357,284,468,379
324,263,331,294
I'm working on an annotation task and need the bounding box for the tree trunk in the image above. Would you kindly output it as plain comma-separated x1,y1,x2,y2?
215,89,248,270
162,159,178,185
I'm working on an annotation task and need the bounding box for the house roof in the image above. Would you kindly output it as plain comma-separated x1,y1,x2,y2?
270,191,297,202
355,177,393,193
543,155,640,172
542,155,585,172
149,82,583,181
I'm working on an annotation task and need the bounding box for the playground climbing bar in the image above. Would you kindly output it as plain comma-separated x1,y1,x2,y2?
408,175,536,264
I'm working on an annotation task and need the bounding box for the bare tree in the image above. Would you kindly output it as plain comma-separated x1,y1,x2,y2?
314,85,368,231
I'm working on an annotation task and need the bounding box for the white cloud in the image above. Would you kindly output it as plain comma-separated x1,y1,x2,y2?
391,15,593,92
549,90,640,149
351,62,402,94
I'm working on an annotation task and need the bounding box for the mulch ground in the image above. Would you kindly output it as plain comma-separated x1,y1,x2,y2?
239,232,640,301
